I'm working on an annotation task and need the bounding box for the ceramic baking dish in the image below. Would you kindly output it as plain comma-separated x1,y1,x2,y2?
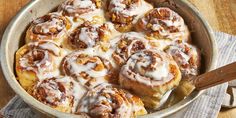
0,0,217,117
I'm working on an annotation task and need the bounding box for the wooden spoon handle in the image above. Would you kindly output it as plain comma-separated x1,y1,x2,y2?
193,62,236,90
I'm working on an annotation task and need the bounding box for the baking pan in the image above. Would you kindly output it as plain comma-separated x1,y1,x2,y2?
0,0,217,117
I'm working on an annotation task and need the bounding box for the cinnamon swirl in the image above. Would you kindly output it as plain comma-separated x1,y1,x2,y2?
15,41,65,91
26,13,72,44
111,32,150,66
63,22,115,51
31,76,86,113
165,41,201,78
119,49,181,109
107,0,153,32
77,83,147,118
136,7,190,41
61,50,116,88
58,0,105,24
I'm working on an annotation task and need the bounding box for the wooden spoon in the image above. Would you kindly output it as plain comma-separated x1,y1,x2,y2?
163,62,236,107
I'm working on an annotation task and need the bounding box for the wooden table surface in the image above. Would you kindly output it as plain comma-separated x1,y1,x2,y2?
0,0,236,117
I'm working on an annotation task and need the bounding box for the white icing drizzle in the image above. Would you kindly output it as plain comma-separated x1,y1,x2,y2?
132,51,169,81
59,0,103,22
78,23,111,48
139,7,189,41
110,0,141,16
19,41,63,80
94,45,118,68
79,26,98,47
109,0,153,23
73,0,95,9
66,22,119,53
121,49,175,85
39,18,63,34
62,49,113,88
77,84,144,118
113,32,150,62
62,0,97,15
65,23,120,68
57,0,105,34
166,42,200,76
140,60,169,80
66,16,84,31
35,76,86,113
38,42,61,55
78,9,104,22
149,39,173,51
132,0,153,23
69,60,108,78
31,13,69,41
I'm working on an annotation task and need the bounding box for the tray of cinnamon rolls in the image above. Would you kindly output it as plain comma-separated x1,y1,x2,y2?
13,0,203,117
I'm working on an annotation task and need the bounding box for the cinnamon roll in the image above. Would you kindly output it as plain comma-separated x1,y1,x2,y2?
15,41,65,90
165,41,201,78
26,13,72,44
119,49,181,109
31,76,86,113
77,83,147,118
61,50,116,88
58,0,105,24
112,32,150,66
136,8,190,41
63,22,114,51
107,0,153,32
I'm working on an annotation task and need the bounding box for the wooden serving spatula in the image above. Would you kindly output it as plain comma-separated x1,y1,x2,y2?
164,62,236,107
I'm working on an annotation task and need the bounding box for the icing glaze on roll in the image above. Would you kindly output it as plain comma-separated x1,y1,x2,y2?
121,49,177,85
61,50,116,88
65,22,114,51
77,83,147,118
107,0,153,32
136,7,190,41
58,0,101,17
119,49,181,109
58,0,106,27
16,41,65,91
32,76,86,113
18,42,61,78
165,41,201,77
26,13,71,44
111,32,151,66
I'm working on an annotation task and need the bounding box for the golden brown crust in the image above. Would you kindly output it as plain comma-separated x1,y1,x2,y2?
58,0,102,17
76,83,147,118
119,49,181,109
63,22,112,51
112,32,150,66
107,0,153,32
136,7,190,41
15,41,64,91
30,76,87,113
107,0,140,32
165,41,201,78
26,13,71,44
61,51,117,88
31,77,74,113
